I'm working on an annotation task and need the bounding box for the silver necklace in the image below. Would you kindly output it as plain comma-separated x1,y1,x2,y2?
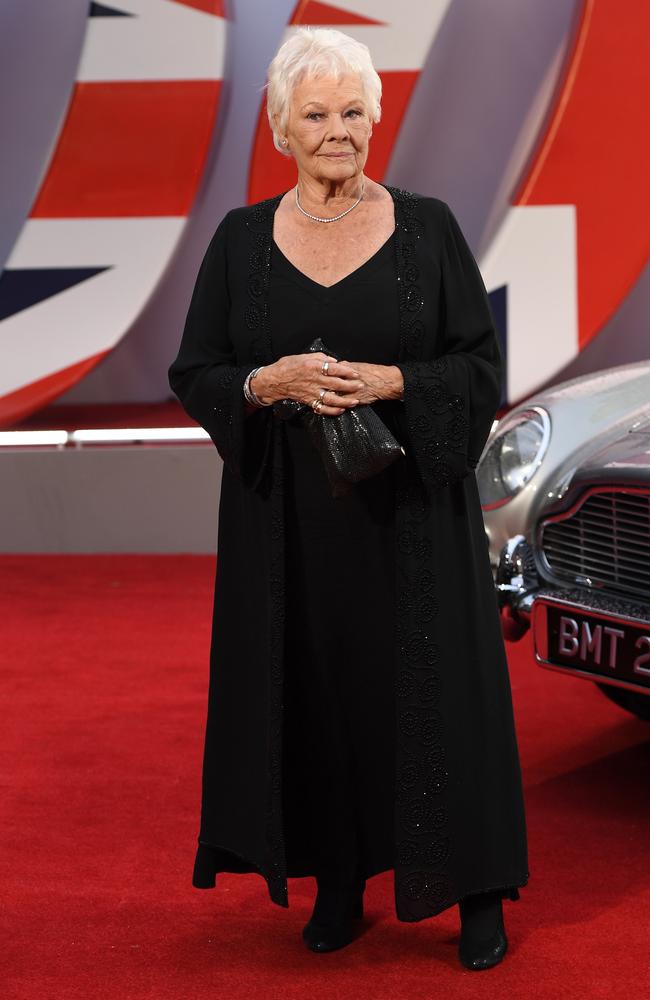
295,180,365,223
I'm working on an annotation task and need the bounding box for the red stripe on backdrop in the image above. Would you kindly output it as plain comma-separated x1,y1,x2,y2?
31,81,222,218
11,401,196,432
169,0,225,16
290,1,386,26
513,0,650,348
247,71,418,204
0,351,109,429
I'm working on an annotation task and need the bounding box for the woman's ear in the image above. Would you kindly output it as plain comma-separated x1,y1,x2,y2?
272,112,289,150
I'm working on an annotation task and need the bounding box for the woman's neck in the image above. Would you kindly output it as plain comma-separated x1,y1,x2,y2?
296,172,366,208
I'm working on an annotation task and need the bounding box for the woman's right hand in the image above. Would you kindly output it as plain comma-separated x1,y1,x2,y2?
251,352,365,416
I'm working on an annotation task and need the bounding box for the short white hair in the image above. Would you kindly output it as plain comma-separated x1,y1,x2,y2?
265,27,382,156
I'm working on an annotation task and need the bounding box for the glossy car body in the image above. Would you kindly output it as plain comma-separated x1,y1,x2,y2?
476,360,650,720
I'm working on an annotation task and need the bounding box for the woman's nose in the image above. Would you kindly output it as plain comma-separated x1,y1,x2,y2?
326,114,351,140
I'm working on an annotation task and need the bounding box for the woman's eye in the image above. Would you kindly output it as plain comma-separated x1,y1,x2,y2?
305,110,363,121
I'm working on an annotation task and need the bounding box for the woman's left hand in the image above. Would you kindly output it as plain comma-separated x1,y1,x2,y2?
335,361,404,404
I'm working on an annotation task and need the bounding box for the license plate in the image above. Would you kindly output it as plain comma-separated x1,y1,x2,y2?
533,598,650,691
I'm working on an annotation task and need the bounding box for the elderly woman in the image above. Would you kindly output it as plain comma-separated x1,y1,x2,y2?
168,27,529,970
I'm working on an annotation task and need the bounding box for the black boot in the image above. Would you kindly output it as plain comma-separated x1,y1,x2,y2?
458,889,508,970
302,875,366,953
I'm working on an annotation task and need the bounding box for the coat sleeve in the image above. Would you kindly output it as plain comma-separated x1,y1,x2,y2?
167,210,273,489
395,201,502,492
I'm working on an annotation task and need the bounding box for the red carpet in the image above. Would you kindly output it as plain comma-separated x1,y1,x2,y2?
3,555,649,999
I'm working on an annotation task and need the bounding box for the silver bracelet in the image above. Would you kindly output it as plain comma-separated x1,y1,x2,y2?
243,365,271,407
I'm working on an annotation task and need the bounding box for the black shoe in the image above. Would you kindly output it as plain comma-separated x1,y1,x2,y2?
302,877,366,953
458,891,508,970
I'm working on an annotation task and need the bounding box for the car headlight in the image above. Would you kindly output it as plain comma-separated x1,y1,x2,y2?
476,405,550,508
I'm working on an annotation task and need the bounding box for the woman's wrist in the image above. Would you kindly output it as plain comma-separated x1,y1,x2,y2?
249,365,276,405
341,362,404,403
378,365,405,402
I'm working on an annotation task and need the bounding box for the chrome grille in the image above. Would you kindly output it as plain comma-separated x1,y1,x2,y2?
539,488,650,601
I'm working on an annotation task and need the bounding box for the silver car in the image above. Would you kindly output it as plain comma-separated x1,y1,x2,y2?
477,360,650,721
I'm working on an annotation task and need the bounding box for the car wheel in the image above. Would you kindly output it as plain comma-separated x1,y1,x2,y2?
596,683,650,721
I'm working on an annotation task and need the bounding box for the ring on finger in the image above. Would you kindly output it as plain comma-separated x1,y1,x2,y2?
318,388,327,401
321,361,329,375
312,398,323,412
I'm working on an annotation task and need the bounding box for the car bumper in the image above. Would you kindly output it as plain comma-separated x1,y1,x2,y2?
495,535,650,695
494,535,537,639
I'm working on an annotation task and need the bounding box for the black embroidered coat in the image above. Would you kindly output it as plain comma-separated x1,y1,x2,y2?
168,185,530,922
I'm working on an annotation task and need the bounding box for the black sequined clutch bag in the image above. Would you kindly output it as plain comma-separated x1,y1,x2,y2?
273,337,405,498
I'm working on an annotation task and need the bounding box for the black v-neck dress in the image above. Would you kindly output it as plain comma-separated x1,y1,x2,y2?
269,232,403,885
170,191,530,918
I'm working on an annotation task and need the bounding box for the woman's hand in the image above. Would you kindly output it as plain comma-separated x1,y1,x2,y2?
251,352,365,416
336,362,405,404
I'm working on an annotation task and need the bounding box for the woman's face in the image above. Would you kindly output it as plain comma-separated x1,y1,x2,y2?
278,73,373,186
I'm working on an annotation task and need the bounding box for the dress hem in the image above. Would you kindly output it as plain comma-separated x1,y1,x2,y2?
193,840,529,922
